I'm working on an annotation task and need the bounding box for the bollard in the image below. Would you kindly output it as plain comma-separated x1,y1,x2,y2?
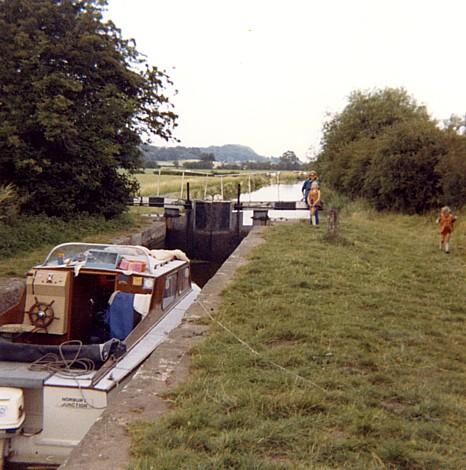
252,209,269,226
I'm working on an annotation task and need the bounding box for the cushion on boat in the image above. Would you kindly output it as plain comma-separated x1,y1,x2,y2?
133,294,151,317
105,292,135,340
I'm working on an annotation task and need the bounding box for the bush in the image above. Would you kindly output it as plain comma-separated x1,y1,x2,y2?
362,120,446,213
436,133,466,208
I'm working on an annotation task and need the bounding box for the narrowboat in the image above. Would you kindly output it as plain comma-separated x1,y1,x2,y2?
0,242,200,466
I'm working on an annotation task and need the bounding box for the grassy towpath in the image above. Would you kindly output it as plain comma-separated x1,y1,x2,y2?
130,208,466,469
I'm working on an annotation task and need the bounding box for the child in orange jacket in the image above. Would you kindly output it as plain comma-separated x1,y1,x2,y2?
307,181,321,226
436,206,457,254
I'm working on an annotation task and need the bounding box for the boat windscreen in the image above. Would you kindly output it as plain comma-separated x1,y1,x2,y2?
42,243,153,272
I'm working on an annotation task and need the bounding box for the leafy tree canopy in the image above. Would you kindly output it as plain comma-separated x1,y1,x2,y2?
0,0,177,217
277,150,301,170
316,87,466,213
183,153,215,169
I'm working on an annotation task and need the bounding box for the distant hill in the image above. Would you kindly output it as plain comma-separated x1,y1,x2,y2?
141,144,270,162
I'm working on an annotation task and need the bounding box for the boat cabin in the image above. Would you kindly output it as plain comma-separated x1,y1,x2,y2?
0,243,192,354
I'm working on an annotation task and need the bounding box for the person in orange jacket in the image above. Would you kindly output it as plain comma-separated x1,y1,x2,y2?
436,206,457,254
307,181,321,226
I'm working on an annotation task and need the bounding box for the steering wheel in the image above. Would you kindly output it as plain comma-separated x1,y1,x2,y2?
28,297,56,330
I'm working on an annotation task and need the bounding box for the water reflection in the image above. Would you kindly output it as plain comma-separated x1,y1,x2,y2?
239,182,309,225
190,260,223,288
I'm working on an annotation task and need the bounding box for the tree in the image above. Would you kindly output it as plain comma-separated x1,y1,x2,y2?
362,120,447,213
436,123,466,208
183,153,215,170
318,88,430,190
277,150,302,170
316,87,451,213
200,153,215,164
0,0,177,217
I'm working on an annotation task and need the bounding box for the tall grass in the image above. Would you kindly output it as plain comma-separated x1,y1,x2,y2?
129,209,466,469
0,214,137,277
135,171,300,198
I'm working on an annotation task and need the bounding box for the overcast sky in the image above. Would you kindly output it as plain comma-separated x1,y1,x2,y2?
106,0,466,159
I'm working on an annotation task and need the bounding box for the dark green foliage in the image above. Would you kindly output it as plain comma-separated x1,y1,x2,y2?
362,120,447,213
183,153,215,169
317,88,466,212
0,0,177,217
436,125,466,208
276,150,302,170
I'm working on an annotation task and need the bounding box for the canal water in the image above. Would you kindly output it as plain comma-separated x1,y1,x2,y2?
240,182,309,225
190,259,223,287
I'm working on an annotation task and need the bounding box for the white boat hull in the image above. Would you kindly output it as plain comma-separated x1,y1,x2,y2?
2,284,200,465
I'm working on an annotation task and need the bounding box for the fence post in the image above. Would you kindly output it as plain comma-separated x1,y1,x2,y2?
180,171,185,199
157,168,161,196
327,209,339,235
185,182,193,256
277,171,281,201
236,183,241,239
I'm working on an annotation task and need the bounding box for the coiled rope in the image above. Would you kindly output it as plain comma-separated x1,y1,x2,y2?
28,340,96,378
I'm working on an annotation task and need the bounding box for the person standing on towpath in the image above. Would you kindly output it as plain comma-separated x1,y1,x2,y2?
307,181,321,226
436,206,457,254
301,170,320,207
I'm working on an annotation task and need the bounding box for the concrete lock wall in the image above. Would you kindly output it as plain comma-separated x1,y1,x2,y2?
164,202,251,263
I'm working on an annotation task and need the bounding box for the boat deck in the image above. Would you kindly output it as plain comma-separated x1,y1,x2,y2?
0,285,200,393
0,362,52,389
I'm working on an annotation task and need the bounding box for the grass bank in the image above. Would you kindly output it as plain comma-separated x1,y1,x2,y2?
130,207,466,469
0,214,148,277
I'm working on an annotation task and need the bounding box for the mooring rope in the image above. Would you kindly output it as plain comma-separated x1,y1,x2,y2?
29,340,110,410
28,340,96,378
195,299,329,393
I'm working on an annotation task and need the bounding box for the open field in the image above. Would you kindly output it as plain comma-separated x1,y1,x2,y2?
134,170,301,198
130,205,466,469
